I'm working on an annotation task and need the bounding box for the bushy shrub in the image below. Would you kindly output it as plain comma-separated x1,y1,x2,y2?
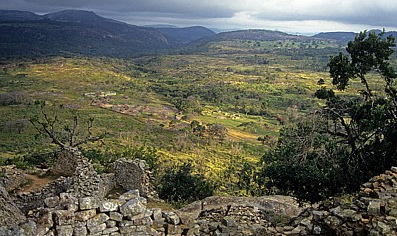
0,91,31,106
158,162,214,206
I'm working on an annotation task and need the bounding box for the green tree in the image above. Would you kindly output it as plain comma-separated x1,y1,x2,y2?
261,31,397,203
261,115,347,203
320,30,397,181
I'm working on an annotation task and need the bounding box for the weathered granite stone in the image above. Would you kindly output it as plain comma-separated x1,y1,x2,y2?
163,211,181,225
152,208,162,221
99,200,119,212
109,212,123,222
86,213,110,228
103,227,119,234
44,196,60,208
73,225,87,236
79,197,99,210
87,223,106,234
114,159,149,196
119,189,140,201
368,201,382,216
0,184,26,226
20,220,37,236
106,220,117,228
54,210,75,226
56,225,73,236
37,211,54,236
119,225,137,234
118,220,134,227
134,216,153,226
74,209,97,222
120,198,146,216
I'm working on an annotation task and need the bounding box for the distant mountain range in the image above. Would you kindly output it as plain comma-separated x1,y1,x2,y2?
0,9,396,58
0,10,215,58
312,30,397,43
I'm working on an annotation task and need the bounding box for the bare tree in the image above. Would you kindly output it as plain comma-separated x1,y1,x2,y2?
29,101,106,150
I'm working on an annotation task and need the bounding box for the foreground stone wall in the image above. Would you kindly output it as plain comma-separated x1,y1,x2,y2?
2,189,304,236
276,166,397,236
14,176,72,214
3,147,397,236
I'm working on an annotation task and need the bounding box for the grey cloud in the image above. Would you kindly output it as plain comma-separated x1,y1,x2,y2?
251,2,397,29
13,0,235,18
94,0,235,18
1,0,397,32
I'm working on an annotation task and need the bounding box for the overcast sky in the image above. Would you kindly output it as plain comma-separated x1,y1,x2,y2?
2,0,397,34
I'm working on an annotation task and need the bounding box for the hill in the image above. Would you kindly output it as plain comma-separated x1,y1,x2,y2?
0,10,214,58
156,26,215,44
312,30,397,43
210,29,304,41
0,10,43,22
312,31,356,42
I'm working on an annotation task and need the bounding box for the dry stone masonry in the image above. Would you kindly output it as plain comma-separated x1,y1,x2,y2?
2,147,397,236
0,165,30,192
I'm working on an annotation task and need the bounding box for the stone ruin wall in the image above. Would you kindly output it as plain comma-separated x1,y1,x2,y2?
2,148,397,236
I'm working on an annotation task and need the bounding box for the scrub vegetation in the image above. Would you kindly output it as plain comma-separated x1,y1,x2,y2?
1,29,396,205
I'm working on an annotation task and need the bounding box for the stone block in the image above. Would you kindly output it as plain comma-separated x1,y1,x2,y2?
37,211,54,236
313,225,322,235
120,198,146,217
119,226,137,234
109,212,123,221
324,216,342,229
110,232,122,236
312,210,328,222
54,210,75,226
20,220,37,236
119,189,140,201
87,213,110,228
134,216,153,226
136,225,149,232
166,224,183,235
44,196,60,208
79,197,99,210
118,220,134,227
377,221,391,234
152,208,162,221
103,227,119,234
163,211,180,225
73,225,87,236
368,201,381,216
100,200,119,212
56,225,73,236
75,209,97,222
107,220,117,228
87,223,106,234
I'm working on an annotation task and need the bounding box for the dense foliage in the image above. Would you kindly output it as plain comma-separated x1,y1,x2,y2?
157,162,214,206
262,31,397,203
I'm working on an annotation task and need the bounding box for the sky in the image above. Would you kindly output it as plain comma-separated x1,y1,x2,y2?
2,0,397,35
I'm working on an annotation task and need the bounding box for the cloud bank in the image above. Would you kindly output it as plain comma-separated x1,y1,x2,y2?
2,0,396,34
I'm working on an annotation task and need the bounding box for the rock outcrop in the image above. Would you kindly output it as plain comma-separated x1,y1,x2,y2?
114,158,154,198
0,183,26,227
